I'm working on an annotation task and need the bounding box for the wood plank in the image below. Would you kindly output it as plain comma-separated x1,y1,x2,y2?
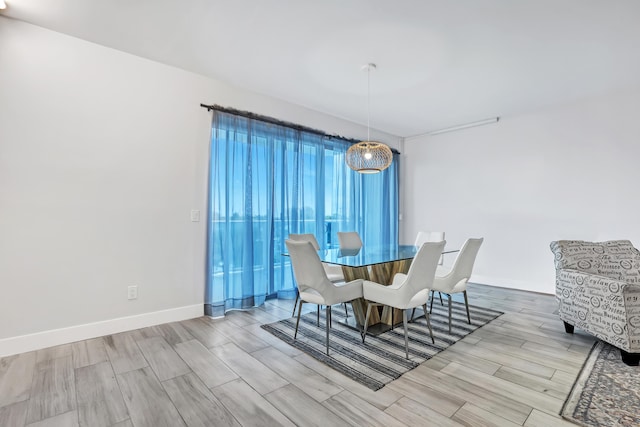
202,319,270,353
179,318,230,349
117,367,185,427
36,344,72,364
384,396,464,427
404,365,532,425
25,410,78,427
474,339,581,375
211,379,295,426
26,356,76,424
136,336,190,381
210,343,288,395
441,362,564,415
173,340,237,388
322,390,405,427
75,361,128,426
524,408,578,426
0,351,36,407
386,377,465,417
252,346,343,402
264,384,348,427
447,340,556,378
436,347,502,375
452,402,522,427
103,332,147,375
493,366,569,400
72,338,108,369
162,373,240,427
0,401,28,426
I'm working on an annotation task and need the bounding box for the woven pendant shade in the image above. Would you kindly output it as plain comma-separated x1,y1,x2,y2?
346,142,393,174
346,63,393,174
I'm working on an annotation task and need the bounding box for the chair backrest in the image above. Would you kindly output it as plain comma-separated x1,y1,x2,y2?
414,231,445,247
338,231,363,250
288,233,320,250
550,240,640,284
448,238,484,283
285,239,332,296
400,241,446,303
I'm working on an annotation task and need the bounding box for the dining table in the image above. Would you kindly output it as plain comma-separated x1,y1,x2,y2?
319,244,459,335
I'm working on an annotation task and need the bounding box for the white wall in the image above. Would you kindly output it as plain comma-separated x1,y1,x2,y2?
0,16,400,354
401,88,640,293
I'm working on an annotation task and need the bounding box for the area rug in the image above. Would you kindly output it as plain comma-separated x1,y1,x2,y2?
561,341,640,426
261,301,503,390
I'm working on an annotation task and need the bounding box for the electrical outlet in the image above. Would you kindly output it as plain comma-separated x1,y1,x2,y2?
127,285,138,300
190,209,200,222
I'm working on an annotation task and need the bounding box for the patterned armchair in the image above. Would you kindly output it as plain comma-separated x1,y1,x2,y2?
550,240,640,365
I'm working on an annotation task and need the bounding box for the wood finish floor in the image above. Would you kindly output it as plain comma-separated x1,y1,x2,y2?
0,284,596,426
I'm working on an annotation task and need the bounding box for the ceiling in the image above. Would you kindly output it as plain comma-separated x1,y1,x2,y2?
4,0,640,137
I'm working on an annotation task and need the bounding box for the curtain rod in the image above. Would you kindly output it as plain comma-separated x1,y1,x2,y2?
200,103,400,154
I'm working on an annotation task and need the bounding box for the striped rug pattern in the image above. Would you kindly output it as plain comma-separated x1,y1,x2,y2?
261,300,503,390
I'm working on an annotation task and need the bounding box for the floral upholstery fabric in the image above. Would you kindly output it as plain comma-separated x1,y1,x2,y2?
550,240,640,353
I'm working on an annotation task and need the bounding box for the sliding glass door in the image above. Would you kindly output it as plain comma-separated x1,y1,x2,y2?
206,110,398,317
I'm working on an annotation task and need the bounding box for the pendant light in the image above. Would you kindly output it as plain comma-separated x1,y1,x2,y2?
346,63,393,174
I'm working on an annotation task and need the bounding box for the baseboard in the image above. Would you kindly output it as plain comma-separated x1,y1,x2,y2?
470,274,554,295
0,304,203,358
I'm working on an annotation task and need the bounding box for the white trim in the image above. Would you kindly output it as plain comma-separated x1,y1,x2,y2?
0,304,203,357
470,274,554,295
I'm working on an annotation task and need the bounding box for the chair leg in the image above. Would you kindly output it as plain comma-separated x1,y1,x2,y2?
463,290,471,324
391,308,394,331
294,300,304,339
325,306,331,355
422,303,434,344
448,294,452,334
344,302,349,318
317,305,320,327
409,307,416,322
402,310,410,359
439,292,444,305
362,304,373,343
429,290,435,313
292,291,299,317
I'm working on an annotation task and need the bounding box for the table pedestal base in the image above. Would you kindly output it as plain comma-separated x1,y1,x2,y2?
342,258,413,329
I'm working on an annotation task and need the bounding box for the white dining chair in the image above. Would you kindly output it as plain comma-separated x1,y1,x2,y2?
414,231,445,265
286,239,364,355
415,231,446,307
288,233,349,319
337,231,363,250
362,240,445,359
430,237,484,334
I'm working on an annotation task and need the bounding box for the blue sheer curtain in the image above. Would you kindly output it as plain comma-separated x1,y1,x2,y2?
205,110,398,317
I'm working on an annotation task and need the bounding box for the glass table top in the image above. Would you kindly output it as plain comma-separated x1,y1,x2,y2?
318,245,459,268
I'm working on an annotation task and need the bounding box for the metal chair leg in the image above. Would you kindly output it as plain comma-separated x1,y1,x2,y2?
448,294,452,334
294,300,304,339
344,302,349,318
292,291,299,317
463,290,471,324
391,308,394,331
439,291,444,305
423,303,434,344
402,310,410,359
325,306,331,355
362,304,373,343
317,305,320,327
429,290,435,313
409,308,416,322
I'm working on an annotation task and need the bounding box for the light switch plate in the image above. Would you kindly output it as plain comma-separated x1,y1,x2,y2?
190,209,200,222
